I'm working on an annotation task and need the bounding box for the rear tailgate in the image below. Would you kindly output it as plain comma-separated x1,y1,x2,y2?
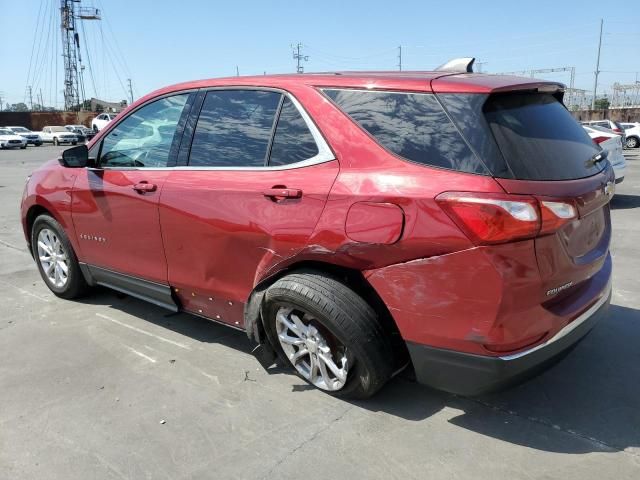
496,171,613,305
437,87,613,308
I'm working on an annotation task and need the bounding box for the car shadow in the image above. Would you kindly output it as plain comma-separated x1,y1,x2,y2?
80,289,639,455
610,194,640,210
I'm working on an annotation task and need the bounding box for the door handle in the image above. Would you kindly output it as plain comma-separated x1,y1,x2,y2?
262,187,302,200
133,181,157,194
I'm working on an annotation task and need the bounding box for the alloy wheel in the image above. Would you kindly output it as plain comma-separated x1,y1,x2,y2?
37,228,69,288
275,306,349,391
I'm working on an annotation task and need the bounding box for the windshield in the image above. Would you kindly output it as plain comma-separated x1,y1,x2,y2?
0,129,13,135
10,127,29,133
50,127,68,132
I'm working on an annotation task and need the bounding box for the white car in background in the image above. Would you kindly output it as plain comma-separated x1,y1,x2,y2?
582,119,626,145
620,122,640,149
5,126,43,146
0,128,27,149
39,126,78,146
583,125,626,184
91,113,116,132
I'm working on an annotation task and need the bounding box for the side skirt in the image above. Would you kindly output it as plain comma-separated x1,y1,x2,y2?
79,263,178,312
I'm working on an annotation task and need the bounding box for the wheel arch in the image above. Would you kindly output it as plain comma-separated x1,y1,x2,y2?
25,203,68,254
244,260,410,371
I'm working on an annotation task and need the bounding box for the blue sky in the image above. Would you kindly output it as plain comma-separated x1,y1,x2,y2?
0,0,637,107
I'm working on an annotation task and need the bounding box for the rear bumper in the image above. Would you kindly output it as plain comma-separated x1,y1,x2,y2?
407,283,611,396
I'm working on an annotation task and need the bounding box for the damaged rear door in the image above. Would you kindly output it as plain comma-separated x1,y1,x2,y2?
159,89,337,327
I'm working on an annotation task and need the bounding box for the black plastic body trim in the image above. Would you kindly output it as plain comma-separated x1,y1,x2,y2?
406,292,610,396
79,263,178,312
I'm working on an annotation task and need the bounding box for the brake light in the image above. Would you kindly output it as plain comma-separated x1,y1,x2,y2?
592,136,609,144
436,192,577,245
612,128,622,133
539,200,577,234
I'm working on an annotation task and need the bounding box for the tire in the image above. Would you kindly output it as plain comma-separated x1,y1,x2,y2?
53,137,59,146
31,214,89,299
72,141,77,145
20,145,27,149
626,136,639,149
262,270,393,399
35,143,41,147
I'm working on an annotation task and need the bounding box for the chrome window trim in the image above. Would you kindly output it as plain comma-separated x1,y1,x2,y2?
97,86,335,172
499,280,612,361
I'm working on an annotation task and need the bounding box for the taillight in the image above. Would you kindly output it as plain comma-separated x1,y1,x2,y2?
539,200,577,234
592,136,609,144
612,128,622,133
436,192,577,245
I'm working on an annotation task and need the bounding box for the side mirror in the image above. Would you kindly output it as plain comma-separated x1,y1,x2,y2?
59,144,95,168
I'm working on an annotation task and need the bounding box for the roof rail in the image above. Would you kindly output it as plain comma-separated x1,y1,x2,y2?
435,57,475,73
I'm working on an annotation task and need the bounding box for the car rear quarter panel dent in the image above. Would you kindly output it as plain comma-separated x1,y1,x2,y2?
365,241,550,356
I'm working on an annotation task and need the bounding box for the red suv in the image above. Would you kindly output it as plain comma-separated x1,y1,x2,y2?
21,61,613,398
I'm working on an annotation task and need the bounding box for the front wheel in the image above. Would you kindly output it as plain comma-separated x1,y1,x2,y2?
31,215,89,299
20,145,27,149
72,141,77,145
262,271,393,399
626,136,639,149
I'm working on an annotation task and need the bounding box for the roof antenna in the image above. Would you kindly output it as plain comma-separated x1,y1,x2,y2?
435,57,475,73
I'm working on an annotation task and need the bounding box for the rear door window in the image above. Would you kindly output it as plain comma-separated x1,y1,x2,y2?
482,93,603,180
268,97,319,166
323,89,487,174
189,90,281,167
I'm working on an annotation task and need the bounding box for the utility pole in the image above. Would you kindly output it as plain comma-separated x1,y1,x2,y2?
0,92,3,112
292,43,308,73
126,78,134,105
398,46,402,71
39,89,44,110
236,66,240,77
592,18,603,110
475,61,488,73
60,0,100,111
28,86,34,111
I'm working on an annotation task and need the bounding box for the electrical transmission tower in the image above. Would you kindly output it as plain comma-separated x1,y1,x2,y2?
60,1,100,111
292,43,309,73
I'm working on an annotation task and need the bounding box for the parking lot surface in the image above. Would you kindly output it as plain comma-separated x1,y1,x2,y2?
1,145,639,479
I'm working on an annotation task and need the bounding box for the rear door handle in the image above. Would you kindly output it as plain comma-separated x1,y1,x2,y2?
133,181,157,193
262,187,302,200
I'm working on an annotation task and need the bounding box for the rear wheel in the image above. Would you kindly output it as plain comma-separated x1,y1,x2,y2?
31,215,88,299
20,145,26,149
626,136,639,148
262,271,393,399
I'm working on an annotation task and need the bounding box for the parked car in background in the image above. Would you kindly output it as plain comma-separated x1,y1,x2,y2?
583,124,626,183
582,119,626,145
5,126,43,146
91,113,116,132
65,125,96,143
620,122,640,148
39,126,78,146
21,66,614,399
0,128,27,149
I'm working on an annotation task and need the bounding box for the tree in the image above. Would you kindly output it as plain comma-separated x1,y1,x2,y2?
594,98,610,110
9,102,29,112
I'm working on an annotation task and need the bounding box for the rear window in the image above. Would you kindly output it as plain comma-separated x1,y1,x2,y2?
323,89,487,174
483,93,603,180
